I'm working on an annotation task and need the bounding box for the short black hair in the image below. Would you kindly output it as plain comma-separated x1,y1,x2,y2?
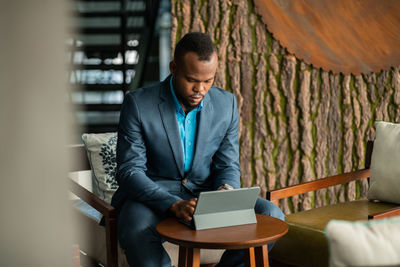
174,32,216,63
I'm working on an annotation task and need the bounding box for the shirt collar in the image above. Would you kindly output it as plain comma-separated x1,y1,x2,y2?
170,76,203,114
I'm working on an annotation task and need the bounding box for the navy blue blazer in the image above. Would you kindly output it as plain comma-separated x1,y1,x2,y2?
111,75,241,215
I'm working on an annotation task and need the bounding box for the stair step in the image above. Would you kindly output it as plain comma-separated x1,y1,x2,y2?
72,11,146,17
69,46,139,53
72,63,136,70
75,104,122,112
81,124,119,134
71,84,125,92
76,26,143,34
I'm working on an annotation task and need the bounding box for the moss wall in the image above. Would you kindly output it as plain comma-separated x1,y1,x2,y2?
171,0,400,214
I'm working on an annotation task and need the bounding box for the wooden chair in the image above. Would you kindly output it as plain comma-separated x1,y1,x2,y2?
69,144,118,267
266,141,400,267
69,144,222,267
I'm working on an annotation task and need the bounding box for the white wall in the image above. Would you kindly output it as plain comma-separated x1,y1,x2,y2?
0,1,76,266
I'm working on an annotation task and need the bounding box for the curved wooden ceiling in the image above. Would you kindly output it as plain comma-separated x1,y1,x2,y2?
253,0,400,74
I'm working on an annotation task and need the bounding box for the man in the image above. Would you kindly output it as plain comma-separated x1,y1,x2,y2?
111,32,284,267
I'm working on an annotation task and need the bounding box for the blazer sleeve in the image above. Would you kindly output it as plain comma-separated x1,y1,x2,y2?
116,93,181,214
211,94,241,189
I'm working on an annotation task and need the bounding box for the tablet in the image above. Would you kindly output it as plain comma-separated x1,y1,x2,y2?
181,186,260,230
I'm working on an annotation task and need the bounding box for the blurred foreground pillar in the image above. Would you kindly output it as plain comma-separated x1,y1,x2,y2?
0,1,75,266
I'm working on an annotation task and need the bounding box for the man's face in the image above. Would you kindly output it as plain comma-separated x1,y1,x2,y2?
169,51,218,113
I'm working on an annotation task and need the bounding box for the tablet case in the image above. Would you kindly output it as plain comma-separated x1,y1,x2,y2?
193,187,260,230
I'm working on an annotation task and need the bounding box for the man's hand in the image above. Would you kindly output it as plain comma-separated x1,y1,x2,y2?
217,184,234,190
169,198,198,221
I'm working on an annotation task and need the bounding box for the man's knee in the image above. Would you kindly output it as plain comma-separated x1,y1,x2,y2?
268,203,285,221
119,221,155,250
255,197,285,221
117,200,162,249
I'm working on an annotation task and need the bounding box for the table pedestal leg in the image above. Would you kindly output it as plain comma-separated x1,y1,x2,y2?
255,245,269,267
245,246,269,267
178,246,200,267
245,247,256,267
178,246,188,267
187,248,200,267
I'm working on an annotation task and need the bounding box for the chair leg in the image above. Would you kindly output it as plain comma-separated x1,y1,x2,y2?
106,216,118,267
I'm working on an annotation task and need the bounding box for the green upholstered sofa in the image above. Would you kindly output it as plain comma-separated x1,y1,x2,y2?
267,141,400,267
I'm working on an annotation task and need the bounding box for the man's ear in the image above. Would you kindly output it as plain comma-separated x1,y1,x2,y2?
169,60,176,76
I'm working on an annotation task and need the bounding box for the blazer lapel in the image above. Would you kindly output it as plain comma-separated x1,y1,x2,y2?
158,80,185,178
191,92,213,172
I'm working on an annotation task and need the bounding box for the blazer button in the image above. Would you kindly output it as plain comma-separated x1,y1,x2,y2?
182,179,188,184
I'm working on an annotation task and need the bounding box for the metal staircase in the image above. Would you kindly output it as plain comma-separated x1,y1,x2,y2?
68,0,160,134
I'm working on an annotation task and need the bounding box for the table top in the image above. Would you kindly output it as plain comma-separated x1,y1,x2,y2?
156,214,288,250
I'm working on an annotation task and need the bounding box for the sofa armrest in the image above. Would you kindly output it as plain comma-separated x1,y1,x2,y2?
267,169,370,206
368,206,400,220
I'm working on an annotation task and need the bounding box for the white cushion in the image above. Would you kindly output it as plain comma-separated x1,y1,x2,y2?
325,217,400,267
82,132,118,203
367,121,400,204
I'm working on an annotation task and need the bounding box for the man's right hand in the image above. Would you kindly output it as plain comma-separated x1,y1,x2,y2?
169,198,198,221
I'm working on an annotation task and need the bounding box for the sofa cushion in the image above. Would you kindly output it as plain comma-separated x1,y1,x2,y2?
325,216,400,267
270,199,399,267
82,132,118,203
367,121,400,204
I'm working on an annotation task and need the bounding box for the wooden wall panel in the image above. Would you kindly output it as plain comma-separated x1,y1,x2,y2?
171,0,400,214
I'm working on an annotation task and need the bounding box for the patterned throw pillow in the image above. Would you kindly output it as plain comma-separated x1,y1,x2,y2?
82,132,118,203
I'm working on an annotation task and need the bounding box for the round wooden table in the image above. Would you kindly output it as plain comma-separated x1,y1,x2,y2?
156,214,288,267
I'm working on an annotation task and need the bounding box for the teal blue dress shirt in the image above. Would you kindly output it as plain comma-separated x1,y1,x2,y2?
170,77,203,173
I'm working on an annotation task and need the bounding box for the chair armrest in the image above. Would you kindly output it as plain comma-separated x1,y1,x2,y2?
368,206,400,220
69,178,118,267
267,169,370,205
69,178,115,218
